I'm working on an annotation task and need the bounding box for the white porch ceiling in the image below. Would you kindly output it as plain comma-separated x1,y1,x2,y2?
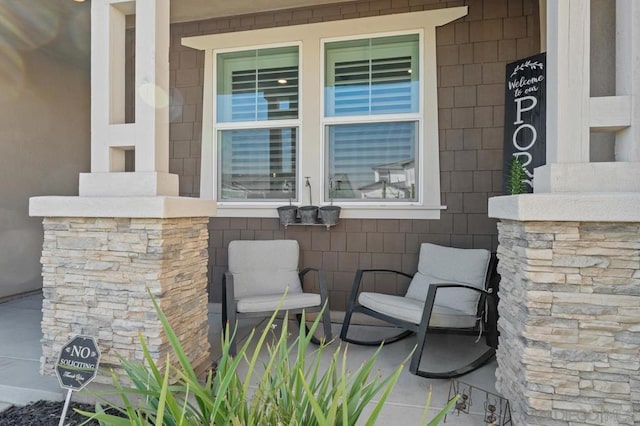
170,0,355,23
0,0,355,67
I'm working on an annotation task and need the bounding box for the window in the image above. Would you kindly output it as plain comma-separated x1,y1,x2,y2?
324,34,420,202
326,122,417,200
184,8,467,218
216,46,299,201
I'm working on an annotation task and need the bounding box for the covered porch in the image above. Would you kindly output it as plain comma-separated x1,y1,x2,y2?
2,0,638,423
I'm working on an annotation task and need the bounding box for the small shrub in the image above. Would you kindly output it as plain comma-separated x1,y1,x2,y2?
508,156,527,195
79,292,457,425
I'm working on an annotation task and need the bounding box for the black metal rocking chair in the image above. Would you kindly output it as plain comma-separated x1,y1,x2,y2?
340,243,498,379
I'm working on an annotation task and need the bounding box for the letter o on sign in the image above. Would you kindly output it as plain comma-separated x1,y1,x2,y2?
512,123,537,151
55,335,101,391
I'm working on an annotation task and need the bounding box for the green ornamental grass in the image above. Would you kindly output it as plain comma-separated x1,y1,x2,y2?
78,291,458,425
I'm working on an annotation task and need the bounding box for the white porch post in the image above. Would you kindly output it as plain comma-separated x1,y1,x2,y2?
83,0,177,196
615,0,640,161
536,0,640,193
545,0,590,165
490,0,640,424
29,0,216,382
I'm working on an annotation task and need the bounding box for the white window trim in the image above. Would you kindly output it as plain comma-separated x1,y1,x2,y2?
214,41,304,205
183,7,468,219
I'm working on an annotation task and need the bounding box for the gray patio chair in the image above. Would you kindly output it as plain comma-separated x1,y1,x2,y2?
340,243,497,378
222,239,332,355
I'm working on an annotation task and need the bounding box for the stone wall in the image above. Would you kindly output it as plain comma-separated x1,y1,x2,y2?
496,220,640,425
165,0,541,304
40,217,211,382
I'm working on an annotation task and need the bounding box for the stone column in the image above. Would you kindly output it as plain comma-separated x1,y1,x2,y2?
492,1,640,423
39,217,212,382
489,194,640,425
30,198,216,382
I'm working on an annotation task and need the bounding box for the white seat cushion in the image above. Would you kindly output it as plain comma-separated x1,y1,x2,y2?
405,244,490,316
237,293,321,313
358,292,478,329
359,292,422,324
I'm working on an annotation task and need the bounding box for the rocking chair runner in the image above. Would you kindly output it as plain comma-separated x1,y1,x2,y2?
340,243,498,379
222,240,332,355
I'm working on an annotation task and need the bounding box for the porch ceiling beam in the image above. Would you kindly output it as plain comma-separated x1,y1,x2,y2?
169,0,355,23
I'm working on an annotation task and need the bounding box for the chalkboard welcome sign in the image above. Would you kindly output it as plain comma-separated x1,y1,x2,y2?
503,52,546,194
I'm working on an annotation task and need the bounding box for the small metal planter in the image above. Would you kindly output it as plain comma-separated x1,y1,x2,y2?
298,205,319,224
276,178,340,229
319,205,341,226
277,205,298,226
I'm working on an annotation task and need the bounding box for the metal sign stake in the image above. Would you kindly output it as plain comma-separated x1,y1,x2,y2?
58,388,74,426
55,335,101,426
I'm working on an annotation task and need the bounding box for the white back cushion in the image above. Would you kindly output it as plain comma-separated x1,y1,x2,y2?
405,243,490,315
228,240,303,299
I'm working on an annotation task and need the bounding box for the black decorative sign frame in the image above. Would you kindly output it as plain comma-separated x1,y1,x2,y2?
503,53,546,194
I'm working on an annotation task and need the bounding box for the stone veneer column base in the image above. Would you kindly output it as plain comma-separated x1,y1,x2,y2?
39,216,211,383
495,220,640,425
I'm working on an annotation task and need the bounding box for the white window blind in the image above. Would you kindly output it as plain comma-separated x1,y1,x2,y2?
325,34,419,117
219,128,296,200
327,122,417,200
217,46,299,122
324,34,420,202
331,56,415,116
228,65,298,121
216,46,300,201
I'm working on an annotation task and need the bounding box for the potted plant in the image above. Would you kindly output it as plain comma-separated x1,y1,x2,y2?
508,157,527,195
298,176,318,224
319,178,341,226
277,181,298,225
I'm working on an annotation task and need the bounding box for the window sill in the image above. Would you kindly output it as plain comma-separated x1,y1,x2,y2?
213,203,445,220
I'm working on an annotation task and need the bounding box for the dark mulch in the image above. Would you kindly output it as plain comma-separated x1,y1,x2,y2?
0,400,122,426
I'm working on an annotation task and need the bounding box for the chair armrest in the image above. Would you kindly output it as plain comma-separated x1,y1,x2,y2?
351,269,414,292
223,271,236,297
299,267,319,278
299,268,329,305
356,268,414,280
420,283,496,332
422,283,494,314
426,282,494,296
221,271,238,335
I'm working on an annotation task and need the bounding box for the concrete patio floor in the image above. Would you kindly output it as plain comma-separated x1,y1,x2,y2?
0,293,502,424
